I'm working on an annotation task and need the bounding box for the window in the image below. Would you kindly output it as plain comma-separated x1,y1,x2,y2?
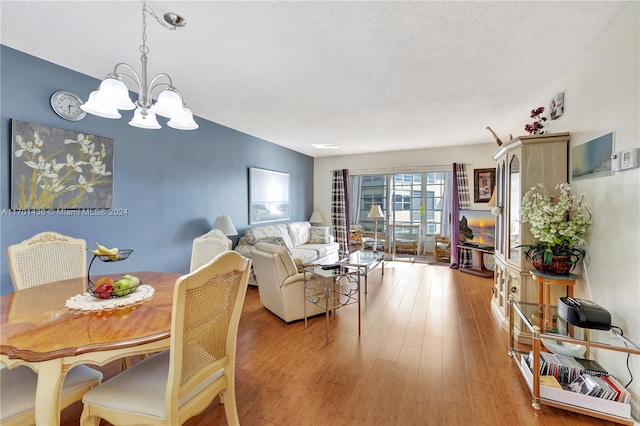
352,171,449,240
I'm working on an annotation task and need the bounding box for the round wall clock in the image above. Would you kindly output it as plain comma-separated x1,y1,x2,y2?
50,90,87,121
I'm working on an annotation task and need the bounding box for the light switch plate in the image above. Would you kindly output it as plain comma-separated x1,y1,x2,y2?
620,148,639,170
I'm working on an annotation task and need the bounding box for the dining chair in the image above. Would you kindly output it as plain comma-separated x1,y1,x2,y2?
189,229,232,272
80,250,251,426
6,231,87,291
0,365,102,426
6,232,136,371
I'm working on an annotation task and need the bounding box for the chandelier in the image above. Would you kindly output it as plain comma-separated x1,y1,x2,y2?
81,1,198,130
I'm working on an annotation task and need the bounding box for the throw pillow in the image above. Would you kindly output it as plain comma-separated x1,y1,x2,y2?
309,226,330,244
258,237,286,246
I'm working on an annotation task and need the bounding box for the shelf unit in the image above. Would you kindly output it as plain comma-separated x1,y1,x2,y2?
509,299,639,425
491,132,571,342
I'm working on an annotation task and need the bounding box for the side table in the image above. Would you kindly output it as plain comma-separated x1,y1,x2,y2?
529,270,578,334
303,265,361,344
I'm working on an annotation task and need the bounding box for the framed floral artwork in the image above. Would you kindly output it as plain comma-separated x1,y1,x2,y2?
473,168,495,203
10,119,114,209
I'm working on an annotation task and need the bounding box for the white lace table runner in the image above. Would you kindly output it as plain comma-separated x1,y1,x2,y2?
65,284,155,311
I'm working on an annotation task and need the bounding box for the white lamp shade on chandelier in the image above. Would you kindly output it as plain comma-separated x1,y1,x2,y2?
81,1,198,131
213,215,238,236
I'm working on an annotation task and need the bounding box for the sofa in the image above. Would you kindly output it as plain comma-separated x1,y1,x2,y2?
234,221,340,283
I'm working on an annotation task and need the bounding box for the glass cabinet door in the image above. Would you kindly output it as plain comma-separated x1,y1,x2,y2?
508,155,520,261
496,160,505,254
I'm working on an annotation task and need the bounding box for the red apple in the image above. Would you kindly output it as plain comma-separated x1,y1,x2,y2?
94,282,114,299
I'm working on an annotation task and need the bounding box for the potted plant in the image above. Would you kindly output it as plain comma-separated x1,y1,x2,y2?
519,183,591,274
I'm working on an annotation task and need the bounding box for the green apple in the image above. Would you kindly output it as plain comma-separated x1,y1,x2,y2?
123,274,141,286
114,277,132,296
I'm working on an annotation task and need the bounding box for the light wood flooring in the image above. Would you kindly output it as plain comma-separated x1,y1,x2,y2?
61,261,620,425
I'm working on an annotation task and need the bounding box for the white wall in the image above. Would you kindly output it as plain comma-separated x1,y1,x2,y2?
315,1,640,408
522,3,639,398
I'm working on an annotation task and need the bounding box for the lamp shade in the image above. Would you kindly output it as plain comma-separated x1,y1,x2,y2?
487,186,497,207
81,91,122,119
151,88,184,118
213,215,238,236
95,77,135,110
309,211,324,225
368,205,384,218
129,107,161,129
167,107,199,130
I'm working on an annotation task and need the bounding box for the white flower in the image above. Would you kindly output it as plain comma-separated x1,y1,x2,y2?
521,183,591,248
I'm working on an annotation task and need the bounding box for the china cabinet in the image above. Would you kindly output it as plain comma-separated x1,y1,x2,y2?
491,132,571,342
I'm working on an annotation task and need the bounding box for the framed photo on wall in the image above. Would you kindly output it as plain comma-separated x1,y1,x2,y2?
473,168,496,203
249,167,290,224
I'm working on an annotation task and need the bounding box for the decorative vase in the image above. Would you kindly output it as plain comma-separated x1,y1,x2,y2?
532,254,572,275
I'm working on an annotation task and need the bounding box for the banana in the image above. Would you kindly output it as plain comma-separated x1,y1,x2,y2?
94,242,120,259
95,241,110,255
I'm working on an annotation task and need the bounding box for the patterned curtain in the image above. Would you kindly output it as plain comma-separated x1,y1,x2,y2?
332,169,350,257
451,163,471,268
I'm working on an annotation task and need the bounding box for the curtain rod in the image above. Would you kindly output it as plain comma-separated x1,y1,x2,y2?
341,163,471,175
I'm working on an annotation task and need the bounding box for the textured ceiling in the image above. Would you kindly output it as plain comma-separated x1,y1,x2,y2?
0,1,631,157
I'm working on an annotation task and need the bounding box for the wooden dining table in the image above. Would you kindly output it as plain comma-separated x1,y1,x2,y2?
0,271,181,426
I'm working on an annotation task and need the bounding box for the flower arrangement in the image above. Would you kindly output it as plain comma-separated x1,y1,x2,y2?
519,183,591,271
524,106,547,135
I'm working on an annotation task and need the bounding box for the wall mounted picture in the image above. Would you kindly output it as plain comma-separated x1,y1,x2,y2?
10,119,114,209
550,92,564,120
571,132,614,180
249,167,290,224
473,168,496,203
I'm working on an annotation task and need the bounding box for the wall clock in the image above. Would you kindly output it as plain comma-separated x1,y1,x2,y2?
50,90,86,121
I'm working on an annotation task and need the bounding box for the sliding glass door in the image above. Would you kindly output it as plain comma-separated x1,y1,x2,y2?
351,171,450,262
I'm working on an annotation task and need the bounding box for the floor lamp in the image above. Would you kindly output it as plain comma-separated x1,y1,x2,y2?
368,205,384,252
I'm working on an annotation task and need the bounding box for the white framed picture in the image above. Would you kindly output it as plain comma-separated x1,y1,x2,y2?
249,167,290,224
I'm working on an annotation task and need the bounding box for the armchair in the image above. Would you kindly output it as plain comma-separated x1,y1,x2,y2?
434,236,451,263
251,242,325,322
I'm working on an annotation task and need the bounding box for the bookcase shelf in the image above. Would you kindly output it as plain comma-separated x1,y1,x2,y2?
509,299,640,425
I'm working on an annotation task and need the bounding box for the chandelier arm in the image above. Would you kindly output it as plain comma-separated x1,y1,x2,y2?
111,63,143,92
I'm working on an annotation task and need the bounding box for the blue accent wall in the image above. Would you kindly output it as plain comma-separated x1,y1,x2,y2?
0,45,314,294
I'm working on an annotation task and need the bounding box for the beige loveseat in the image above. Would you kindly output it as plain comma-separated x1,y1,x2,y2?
234,221,339,266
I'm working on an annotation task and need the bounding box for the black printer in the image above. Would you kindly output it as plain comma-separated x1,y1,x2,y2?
558,297,611,330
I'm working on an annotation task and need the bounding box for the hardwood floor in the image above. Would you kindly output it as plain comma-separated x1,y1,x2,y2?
61,261,619,425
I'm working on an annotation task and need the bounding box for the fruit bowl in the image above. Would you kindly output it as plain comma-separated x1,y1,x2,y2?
90,248,133,262
87,275,141,299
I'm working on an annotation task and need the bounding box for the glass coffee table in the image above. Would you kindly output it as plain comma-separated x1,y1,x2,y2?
339,250,384,294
